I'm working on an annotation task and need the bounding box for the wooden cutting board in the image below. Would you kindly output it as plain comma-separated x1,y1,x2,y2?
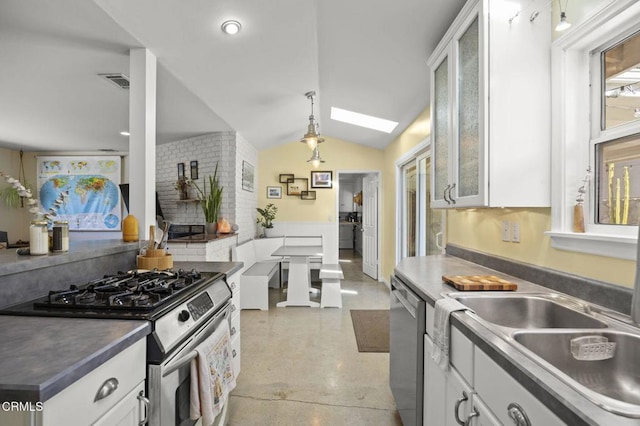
442,275,517,291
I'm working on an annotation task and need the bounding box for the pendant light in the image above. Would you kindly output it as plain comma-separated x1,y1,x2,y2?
300,91,324,151
307,146,325,168
555,0,571,31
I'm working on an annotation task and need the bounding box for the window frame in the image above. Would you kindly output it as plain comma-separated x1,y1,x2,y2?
548,0,640,260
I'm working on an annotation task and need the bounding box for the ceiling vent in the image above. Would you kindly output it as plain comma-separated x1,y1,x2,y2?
99,73,130,90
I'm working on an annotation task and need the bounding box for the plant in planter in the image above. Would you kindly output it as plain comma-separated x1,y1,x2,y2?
192,163,223,234
256,203,278,236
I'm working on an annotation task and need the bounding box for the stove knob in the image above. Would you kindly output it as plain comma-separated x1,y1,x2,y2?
178,310,190,322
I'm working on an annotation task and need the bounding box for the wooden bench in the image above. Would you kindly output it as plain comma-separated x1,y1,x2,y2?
231,238,284,310
319,263,343,308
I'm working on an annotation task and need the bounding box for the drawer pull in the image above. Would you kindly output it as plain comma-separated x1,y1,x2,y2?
137,390,150,426
94,377,119,402
230,326,237,336
232,349,237,358
507,402,531,426
231,304,237,312
454,390,469,426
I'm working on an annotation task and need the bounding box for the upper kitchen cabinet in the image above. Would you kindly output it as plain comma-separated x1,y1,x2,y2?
428,0,551,208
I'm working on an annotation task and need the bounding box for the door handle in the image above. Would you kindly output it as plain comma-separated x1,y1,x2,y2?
137,390,150,426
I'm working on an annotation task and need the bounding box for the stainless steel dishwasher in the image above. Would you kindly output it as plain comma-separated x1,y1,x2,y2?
390,274,426,426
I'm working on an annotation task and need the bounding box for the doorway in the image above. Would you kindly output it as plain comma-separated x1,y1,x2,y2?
336,171,381,280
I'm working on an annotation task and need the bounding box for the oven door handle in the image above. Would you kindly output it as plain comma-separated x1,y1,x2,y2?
162,304,230,377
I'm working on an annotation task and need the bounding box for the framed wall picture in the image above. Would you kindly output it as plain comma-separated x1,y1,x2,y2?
190,160,199,180
279,173,294,183
242,160,254,192
267,186,282,199
310,170,333,188
301,190,316,200
287,178,308,196
177,162,185,179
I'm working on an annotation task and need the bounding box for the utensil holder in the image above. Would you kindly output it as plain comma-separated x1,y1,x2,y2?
137,252,173,270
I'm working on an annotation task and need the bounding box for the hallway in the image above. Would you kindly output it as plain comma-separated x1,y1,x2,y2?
227,250,402,425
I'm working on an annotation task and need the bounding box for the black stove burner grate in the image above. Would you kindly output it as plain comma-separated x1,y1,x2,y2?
37,269,205,311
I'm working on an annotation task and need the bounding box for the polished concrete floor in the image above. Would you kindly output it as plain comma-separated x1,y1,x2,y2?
227,250,402,425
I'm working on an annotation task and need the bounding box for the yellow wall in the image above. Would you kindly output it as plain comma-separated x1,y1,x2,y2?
447,209,635,287
257,136,384,222
380,109,432,280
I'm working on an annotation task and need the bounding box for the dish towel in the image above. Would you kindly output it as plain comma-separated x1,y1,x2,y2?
190,320,237,426
432,298,474,371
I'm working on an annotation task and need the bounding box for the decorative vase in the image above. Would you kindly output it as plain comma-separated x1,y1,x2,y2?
180,189,188,200
264,227,274,238
205,222,217,236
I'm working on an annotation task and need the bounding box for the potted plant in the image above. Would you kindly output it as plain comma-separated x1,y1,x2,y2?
256,203,278,237
192,163,223,234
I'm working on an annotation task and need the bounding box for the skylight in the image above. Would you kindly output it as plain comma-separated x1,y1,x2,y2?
330,107,398,133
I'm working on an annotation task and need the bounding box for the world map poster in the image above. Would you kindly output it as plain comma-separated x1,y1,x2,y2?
37,156,122,231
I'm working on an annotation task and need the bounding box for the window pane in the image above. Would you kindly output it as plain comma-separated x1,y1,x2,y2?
433,57,449,202
603,30,640,129
403,164,417,257
596,134,640,225
457,16,480,197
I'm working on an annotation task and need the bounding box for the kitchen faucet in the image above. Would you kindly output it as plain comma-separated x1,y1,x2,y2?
633,225,640,324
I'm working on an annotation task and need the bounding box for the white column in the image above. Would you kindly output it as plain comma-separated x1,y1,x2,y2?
129,48,156,240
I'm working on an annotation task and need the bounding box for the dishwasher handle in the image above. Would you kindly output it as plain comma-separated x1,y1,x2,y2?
391,275,419,318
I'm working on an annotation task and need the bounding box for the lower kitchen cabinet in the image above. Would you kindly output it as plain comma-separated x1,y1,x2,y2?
0,339,148,426
423,319,563,426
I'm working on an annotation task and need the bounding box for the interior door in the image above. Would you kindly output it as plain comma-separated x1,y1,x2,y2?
362,173,378,279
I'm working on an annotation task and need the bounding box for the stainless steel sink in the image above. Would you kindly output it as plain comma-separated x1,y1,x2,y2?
449,293,608,329
512,330,640,417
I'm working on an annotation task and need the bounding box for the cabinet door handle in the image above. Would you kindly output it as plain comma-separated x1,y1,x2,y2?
443,184,452,204
94,377,119,402
507,402,531,426
467,406,479,424
448,183,457,205
454,390,469,426
137,390,150,426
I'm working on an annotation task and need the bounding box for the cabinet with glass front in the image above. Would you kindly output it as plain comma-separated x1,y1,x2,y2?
428,0,551,208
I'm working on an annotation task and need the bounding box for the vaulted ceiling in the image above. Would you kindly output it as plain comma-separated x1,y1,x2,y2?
0,0,466,152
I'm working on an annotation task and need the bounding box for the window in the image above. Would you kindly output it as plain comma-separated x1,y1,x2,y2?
397,143,444,261
549,0,640,260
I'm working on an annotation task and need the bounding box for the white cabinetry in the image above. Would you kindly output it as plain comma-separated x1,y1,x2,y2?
227,270,241,376
0,339,149,426
474,347,564,426
428,0,550,208
423,302,562,426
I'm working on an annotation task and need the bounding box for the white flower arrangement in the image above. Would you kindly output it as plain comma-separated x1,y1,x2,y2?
1,171,68,222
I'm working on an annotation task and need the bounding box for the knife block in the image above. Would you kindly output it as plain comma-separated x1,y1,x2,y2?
137,249,173,270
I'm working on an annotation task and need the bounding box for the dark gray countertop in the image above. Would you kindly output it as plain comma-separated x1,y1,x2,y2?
0,316,150,403
0,239,139,277
394,255,639,426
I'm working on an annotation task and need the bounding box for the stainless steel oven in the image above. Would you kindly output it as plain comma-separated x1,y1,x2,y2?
390,274,426,426
148,301,232,426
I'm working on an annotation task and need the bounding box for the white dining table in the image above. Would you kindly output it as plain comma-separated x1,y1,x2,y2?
272,245,323,307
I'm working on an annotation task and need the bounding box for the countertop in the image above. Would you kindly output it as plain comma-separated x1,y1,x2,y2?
167,232,237,244
0,239,139,277
394,255,639,426
173,260,243,276
0,316,150,403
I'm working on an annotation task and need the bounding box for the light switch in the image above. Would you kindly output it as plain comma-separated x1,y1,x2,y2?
512,222,521,243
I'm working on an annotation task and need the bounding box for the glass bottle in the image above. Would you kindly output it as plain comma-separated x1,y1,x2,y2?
29,220,49,255
53,220,69,252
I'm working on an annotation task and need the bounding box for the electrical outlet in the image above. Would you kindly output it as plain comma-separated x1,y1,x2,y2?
501,221,510,242
512,222,521,243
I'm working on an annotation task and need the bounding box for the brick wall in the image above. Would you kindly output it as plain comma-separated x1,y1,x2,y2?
156,131,258,260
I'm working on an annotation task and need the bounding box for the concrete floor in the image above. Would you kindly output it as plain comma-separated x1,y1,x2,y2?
226,250,402,425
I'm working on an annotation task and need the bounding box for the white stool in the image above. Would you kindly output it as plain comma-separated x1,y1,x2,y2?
319,264,343,308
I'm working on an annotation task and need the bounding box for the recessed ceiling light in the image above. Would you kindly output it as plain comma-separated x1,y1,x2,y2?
331,107,398,133
221,20,241,35
120,131,130,136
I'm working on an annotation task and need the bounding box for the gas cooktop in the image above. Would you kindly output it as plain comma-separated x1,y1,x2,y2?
0,269,226,320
